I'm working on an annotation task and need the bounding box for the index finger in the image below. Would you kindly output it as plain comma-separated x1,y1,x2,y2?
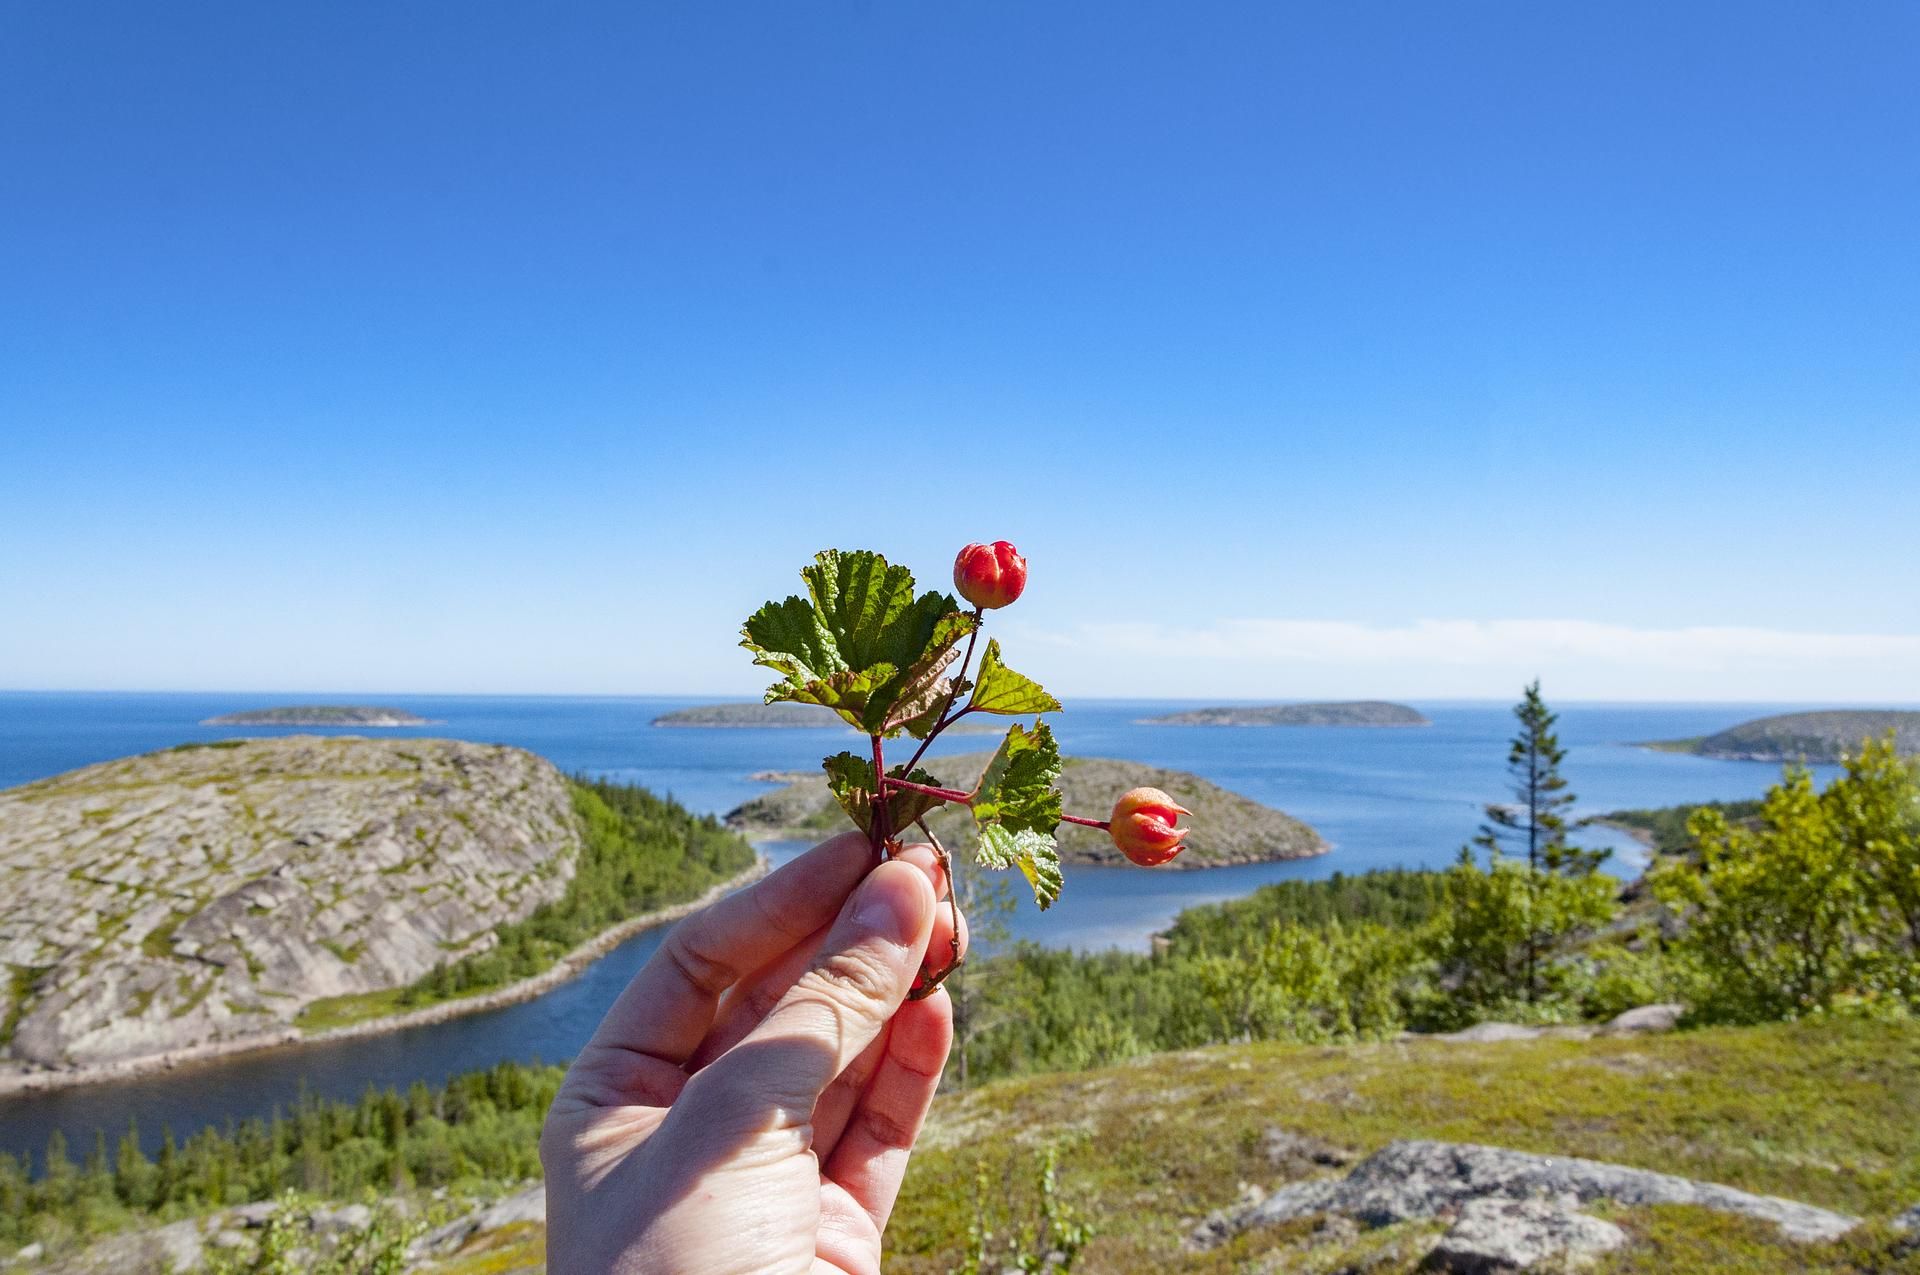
580,830,875,1067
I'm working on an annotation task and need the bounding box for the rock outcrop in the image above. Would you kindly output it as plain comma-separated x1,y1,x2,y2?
1192,1139,1860,1258
0,737,582,1077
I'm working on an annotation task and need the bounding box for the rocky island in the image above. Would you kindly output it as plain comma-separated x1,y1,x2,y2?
653,702,846,727
201,706,432,727
0,736,755,1087
1145,700,1430,727
728,752,1326,868
1643,709,1920,762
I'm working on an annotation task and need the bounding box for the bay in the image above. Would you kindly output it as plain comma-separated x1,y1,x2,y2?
0,691,1833,1161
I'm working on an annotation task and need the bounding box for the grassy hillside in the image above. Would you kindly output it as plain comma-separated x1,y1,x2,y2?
880,1020,1920,1273
402,1020,1920,1275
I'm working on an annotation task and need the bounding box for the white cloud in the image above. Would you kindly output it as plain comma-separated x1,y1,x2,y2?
1012,618,1920,702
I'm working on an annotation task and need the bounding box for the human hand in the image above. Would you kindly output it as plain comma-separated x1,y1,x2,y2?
541,831,968,1274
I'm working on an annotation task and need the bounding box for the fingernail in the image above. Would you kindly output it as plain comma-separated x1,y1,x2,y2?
850,875,918,946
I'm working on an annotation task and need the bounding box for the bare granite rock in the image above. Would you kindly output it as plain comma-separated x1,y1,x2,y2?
1601,1003,1685,1034
1191,1139,1860,1251
0,737,581,1076
411,1183,546,1258
1424,1197,1627,1272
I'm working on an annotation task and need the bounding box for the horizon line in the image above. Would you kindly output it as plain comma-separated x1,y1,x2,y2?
4,688,1918,709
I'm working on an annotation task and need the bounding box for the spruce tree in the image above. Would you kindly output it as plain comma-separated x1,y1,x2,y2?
1474,680,1603,876
1472,681,1605,1002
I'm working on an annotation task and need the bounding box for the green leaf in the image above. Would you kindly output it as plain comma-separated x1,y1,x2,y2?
967,639,1062,716
822,752,950,835
740,549,977,736
977,825,1064,910
970,722,1064,835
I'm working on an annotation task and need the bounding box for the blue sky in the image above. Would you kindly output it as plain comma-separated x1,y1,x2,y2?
3,2,1917,700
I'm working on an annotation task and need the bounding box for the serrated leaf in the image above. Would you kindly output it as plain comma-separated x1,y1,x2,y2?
971,721,1064,835
967,639,1062,717
821,752,950,835
977,825,1064,910
741,549,977,736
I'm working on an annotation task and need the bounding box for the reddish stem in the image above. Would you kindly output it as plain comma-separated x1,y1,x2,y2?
879,777,1112,833
870,733,890,861
882,776,974,804
901,609,984,776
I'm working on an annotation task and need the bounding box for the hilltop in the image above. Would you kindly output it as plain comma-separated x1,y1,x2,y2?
38,1019,1920,1273
1145,700,1430,727
200,705,431,727
0,737,755,1085
728,751,1326,867
1643,709,1920,762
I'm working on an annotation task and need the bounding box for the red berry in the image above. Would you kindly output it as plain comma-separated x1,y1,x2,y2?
953,541,1028,610
1109,787,1191,866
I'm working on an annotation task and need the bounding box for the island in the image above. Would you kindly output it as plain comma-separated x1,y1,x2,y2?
1642,709,1920,762
0,736,757,1089
201,705,432,727
654,702,846,727
728,751,1327,868
654,702,1002,733
1144,700,1430,728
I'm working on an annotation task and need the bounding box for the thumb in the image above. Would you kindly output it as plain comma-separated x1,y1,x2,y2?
679,859,935,1130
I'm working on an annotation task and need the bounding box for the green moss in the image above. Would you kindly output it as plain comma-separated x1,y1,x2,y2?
321,938,366,965
170,974,216,1019
0,966,48,1046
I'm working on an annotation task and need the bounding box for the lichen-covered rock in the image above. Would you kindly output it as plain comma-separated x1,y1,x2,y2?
1424,1197,1627,1272
0,737,581,1075
1191,1139,1860,1250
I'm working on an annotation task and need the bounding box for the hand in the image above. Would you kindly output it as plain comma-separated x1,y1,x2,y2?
541,831,968,1275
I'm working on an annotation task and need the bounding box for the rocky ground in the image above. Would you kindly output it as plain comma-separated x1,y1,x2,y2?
0,737,582,1080
727,752,1328,867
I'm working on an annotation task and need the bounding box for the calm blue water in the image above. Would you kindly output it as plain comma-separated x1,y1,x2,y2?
0,692,1835,1162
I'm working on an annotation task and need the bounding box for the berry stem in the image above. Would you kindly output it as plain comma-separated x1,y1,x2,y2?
1059,813,1111,830
900,608,985,776
881,776,975,805
869,733,890,862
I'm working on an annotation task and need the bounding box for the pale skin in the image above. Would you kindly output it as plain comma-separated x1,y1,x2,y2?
541,830,969,1274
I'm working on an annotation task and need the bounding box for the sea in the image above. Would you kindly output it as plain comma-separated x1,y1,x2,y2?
0,691,1838,1163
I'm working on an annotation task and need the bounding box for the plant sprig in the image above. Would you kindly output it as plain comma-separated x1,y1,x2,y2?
740,545,1193,991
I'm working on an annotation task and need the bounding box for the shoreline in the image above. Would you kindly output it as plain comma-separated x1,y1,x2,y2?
0,855,770,1097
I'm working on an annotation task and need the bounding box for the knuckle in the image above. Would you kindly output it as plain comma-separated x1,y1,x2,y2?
803,945,901,1020
857,1103,919,1151
662,925,733,996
